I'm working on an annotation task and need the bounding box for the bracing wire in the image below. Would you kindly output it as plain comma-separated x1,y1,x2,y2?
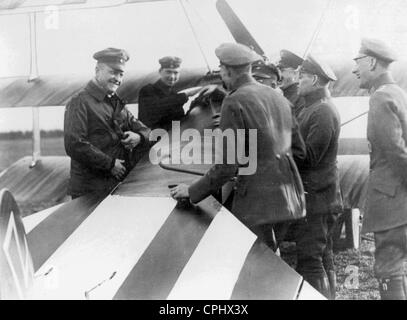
341,111,368,127
302,0,334,58
185,0,223,44
179,0,212,73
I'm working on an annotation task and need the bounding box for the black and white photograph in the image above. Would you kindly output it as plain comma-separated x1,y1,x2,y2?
0,0,407,305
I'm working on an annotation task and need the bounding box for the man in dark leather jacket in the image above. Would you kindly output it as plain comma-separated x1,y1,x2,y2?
138,56,201,131
293,54,343,299
64,48,150,199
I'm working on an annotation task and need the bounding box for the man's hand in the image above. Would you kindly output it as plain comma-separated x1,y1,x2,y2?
182,86,203,97
170,183,190,200
111,159,126,180
199,84,219,97
121,131,141,150
212,113,221,127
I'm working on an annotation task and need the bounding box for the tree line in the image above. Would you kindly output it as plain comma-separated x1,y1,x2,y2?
0,130,64,140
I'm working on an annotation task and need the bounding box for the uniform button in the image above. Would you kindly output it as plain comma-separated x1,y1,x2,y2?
233,186,237,191
286,153,290,157
275,154,281,160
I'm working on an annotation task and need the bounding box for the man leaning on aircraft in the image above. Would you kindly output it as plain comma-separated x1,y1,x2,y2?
64,48,150,199
138,56,201,131
170,42,306,253
353,38,407,300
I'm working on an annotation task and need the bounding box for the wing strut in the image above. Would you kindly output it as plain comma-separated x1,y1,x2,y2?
179,0,212,73
28,12,39,81
28,12,41,168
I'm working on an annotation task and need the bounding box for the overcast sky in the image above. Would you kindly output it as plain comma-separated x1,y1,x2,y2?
0,0,327,77
0,0,407,131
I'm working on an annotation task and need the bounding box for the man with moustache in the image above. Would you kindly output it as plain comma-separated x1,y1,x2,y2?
277,49,305,118
138,56,201,130
353,38,407,300
294,55,343,299
64,48,150,199
252,60,282,91
170,43,305,252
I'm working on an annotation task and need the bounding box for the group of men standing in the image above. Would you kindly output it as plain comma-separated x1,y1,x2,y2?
172,44,343,299
64,37,407,300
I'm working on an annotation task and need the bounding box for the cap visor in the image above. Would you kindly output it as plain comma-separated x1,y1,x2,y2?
105,62,126,72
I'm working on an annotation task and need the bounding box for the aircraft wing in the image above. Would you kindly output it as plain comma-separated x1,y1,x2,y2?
0,68,206,108
0,0,168,15
0,100,325,300
23,193,320,300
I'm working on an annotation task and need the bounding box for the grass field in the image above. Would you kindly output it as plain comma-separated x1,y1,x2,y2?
0,137,65,172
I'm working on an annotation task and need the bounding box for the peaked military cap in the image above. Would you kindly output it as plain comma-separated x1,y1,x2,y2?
252,61,281,81
300,54,337,82
159,56,182,69
215,42,262,67
93,47,129,71
278,49,304,69
357,38,397,63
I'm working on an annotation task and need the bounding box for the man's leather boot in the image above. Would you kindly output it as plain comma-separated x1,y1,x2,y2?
379,276,407,300
326,270,337,300
304,273,331,299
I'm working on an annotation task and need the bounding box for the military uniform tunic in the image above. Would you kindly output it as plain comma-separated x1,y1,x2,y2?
138,79,188,130
293,87,343,278
283,82,305,118
64,80,150,198
363,72,407,233
189,75,305,228
296,87,342,215
361,72,407,279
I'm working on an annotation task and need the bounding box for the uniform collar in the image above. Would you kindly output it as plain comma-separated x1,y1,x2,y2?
230,73,256,91
154,79,174,94
283,82,299,96
371,72,395,93
302,87,330,107
85,79,118,102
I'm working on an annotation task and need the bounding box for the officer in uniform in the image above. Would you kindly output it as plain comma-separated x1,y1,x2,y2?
170,43,306,252
252,60,306,165
64,48,151,199
353,38,407,300
252,61,281,90
252,60,306,249
277,49,305,117
294,54,343,298
138,56,201,130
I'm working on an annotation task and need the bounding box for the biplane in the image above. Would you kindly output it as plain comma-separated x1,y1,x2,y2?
1,0,407,300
